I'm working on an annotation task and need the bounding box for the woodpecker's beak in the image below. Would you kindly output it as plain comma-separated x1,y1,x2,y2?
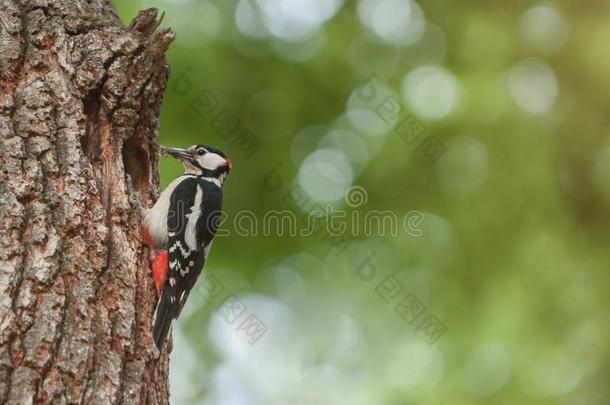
160,146,195,164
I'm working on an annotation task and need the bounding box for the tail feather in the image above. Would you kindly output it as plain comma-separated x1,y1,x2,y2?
153,292,174,349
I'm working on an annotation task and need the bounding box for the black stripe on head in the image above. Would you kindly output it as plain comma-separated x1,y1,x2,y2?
197,144,227,159
197,165,230,179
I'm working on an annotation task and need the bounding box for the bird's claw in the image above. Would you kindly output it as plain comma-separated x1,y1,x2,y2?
126,174,137,203
126,174,145,217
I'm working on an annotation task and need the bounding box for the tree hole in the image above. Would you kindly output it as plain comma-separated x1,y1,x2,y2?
122,137,149,194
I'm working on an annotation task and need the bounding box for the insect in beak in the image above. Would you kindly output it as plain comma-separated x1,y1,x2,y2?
160,146,195,164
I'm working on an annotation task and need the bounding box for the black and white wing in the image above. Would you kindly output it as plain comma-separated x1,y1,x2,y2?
153,177,223,348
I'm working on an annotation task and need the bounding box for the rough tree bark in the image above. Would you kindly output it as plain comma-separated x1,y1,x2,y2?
0,1,175,403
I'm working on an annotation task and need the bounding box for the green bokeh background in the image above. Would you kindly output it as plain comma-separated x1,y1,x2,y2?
115,1,609,404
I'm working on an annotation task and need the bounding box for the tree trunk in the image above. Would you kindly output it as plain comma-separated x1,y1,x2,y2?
0,1,175,403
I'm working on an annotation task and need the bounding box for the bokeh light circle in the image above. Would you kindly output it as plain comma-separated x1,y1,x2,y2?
319,129,371,174
357,0,426,47
402,65,460,120
297,148,354,203
235,0,344,42
507,59,558,114
347,78,401,136
520,5,570,54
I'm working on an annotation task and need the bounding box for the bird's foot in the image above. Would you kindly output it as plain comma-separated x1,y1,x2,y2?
152,251,168,296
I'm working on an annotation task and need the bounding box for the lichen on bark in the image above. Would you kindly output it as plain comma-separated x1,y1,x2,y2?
0,1,175,403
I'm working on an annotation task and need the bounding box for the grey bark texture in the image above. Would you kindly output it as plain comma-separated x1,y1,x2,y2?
0,1,175,404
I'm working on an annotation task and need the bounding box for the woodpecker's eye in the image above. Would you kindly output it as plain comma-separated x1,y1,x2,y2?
196,148,206,156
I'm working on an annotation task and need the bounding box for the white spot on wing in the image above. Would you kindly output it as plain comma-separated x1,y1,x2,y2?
170,260,182,271
169,241,190,257
185,184,203,251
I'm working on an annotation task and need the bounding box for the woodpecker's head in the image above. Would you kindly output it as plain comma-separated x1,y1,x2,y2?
161,144,232,184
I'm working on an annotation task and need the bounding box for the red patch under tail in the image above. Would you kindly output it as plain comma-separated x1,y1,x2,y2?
152,251,168,296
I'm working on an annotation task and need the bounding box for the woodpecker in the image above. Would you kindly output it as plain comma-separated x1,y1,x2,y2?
130,144,231,349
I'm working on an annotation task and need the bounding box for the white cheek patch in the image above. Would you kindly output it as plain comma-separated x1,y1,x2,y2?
198,153,226,171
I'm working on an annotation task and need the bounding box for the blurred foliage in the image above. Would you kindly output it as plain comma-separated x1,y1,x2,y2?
114,0,610,404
